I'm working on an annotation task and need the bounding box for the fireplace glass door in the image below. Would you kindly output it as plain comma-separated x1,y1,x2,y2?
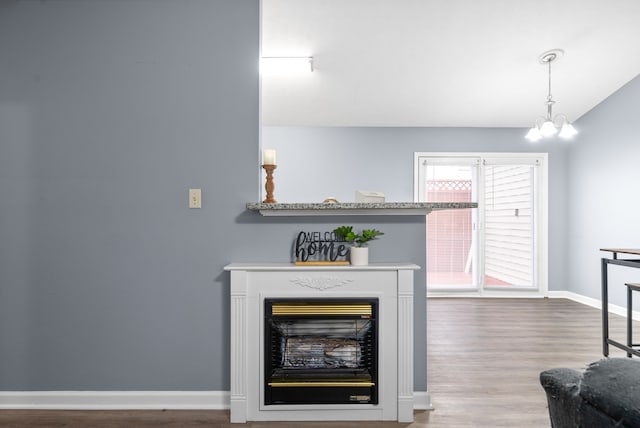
264,298,378,405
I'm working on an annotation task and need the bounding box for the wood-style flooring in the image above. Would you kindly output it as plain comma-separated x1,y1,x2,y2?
1,298,636,427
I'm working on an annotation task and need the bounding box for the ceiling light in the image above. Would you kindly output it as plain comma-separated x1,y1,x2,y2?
260,56,313,75
558,121,578,139
525,127,542,142
525,49,577,142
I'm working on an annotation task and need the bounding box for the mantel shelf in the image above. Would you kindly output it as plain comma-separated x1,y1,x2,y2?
246,202,478,216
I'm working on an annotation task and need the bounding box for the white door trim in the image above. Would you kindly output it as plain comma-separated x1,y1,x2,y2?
414,152,548,297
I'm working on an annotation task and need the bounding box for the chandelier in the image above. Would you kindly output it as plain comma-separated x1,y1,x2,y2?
525,49,577,142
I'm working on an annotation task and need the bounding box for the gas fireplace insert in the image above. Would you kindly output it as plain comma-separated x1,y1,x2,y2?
264,298,379,405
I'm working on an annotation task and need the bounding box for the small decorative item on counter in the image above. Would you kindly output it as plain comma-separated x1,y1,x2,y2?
262,149,277,203
355,190,385,203
262,149,277,166
322,197,339,204
333,226,384,247
293,229,350,265
333,225,384,266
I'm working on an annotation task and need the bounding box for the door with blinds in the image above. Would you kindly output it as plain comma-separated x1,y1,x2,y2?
415,153,547,294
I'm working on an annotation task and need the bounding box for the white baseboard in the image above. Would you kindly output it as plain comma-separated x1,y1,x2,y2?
0,390,432,411
413,391,433,410
0,391,229,410
548,290,640,321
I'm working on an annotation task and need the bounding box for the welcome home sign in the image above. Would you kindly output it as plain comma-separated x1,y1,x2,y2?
294,230,350,265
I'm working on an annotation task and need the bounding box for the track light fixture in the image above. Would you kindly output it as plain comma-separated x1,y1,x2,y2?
260,56,314,75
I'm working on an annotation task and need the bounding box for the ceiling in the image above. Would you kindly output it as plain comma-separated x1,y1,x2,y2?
261,0,640,128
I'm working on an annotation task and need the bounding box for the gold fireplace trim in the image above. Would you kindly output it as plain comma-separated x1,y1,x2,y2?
268,380,375,387
271,303,372,316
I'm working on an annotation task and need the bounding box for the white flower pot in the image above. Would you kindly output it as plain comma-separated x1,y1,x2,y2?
350,246,369,266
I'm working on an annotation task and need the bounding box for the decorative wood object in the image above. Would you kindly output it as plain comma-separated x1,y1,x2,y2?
293,261,350,266
262,164,277,203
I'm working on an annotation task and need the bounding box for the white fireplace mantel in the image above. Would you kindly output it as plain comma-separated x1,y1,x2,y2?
224,262,420,423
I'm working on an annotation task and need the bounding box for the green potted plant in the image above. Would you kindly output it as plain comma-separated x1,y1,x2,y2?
333,225,384,265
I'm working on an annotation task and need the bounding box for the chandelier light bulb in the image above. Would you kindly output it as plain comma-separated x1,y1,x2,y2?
558,122,578,139
540,120,558,137
525,127,542,142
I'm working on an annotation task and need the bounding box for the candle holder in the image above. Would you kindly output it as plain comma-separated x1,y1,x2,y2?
262,164,277,203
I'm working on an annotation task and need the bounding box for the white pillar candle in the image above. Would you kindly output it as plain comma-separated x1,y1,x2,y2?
263,149,277,165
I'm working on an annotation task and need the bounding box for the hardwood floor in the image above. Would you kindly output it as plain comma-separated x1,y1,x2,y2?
423,298,634,427
1,298,636,427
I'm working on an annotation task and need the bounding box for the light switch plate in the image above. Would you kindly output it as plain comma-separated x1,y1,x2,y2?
189,188,202,209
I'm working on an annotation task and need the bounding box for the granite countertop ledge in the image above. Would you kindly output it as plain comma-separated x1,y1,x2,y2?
246,202,478,216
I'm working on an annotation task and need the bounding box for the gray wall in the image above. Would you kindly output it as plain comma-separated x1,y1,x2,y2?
566,73,640,308
0,0,262,391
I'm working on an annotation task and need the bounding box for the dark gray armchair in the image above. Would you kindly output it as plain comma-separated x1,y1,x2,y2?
540,358,640,427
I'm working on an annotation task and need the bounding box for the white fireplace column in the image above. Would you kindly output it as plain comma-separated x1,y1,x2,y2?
224,263,420,423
